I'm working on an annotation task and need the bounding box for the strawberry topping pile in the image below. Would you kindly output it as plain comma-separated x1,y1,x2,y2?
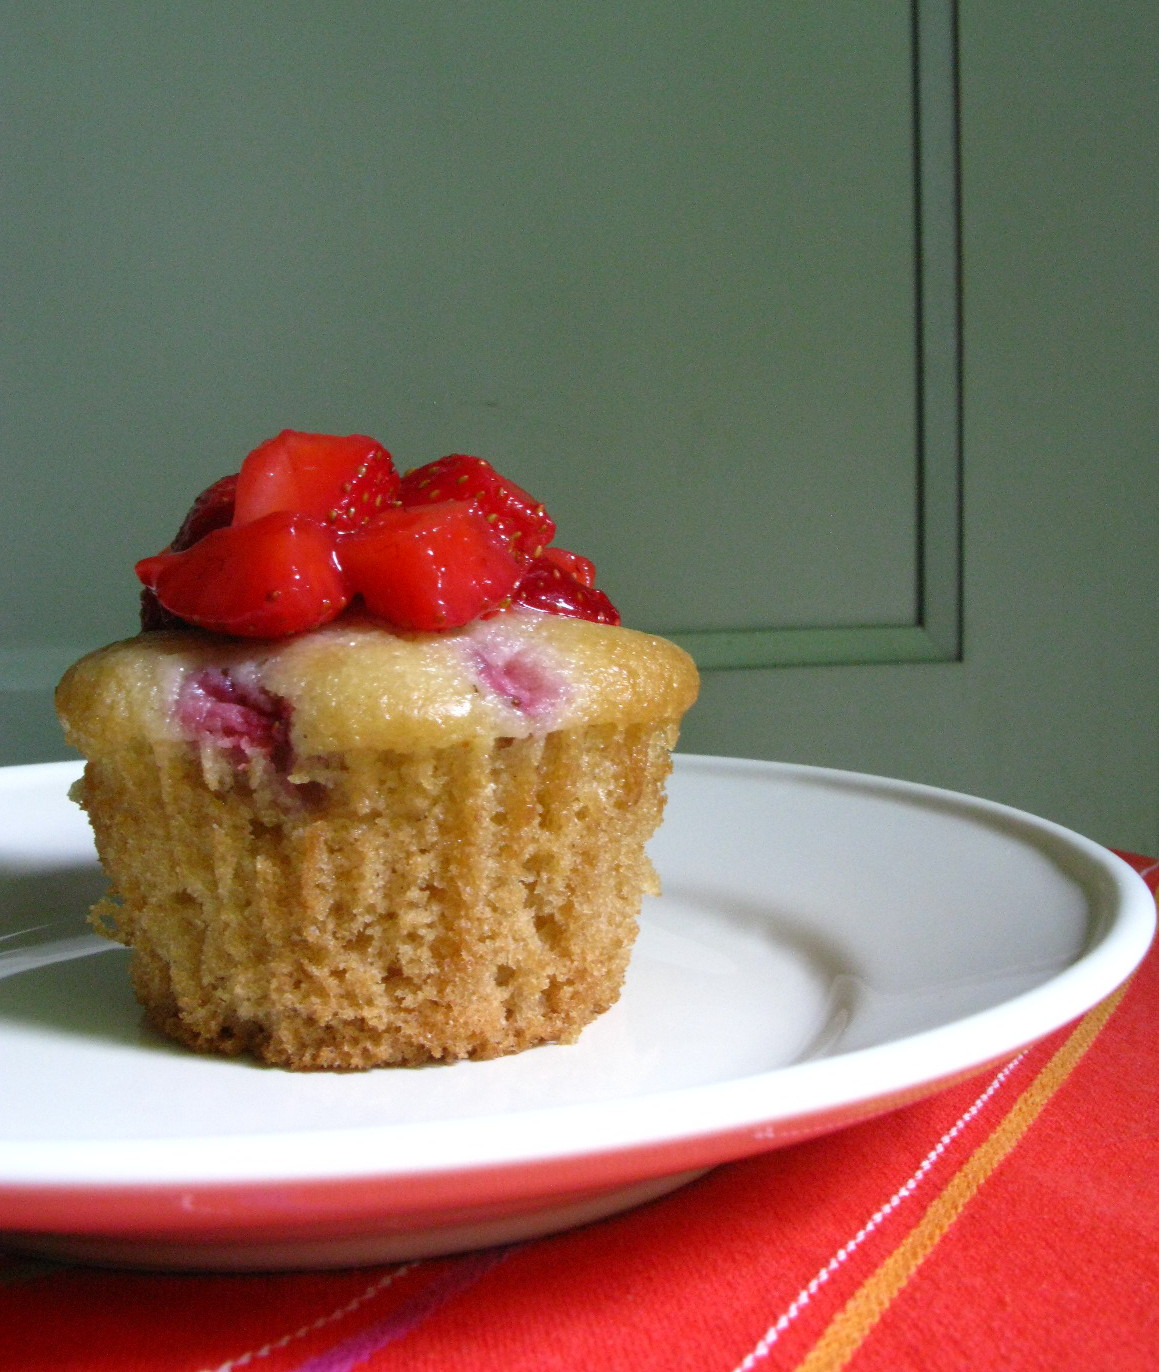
136,430,620,638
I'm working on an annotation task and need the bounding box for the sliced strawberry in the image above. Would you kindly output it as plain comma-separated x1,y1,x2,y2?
399,455,555,563
136,512,350,638
233,431,401,533
140,474,240,631
172,474,239,550
535,545,597,588
341,501,523,631
512,558,620,625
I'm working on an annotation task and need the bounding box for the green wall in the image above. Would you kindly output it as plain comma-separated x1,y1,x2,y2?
3,2,1156,851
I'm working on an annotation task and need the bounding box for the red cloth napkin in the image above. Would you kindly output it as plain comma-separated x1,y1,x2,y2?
2,853,1156,1372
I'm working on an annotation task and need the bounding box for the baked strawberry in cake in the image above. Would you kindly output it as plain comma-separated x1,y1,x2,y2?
56,430,698,1070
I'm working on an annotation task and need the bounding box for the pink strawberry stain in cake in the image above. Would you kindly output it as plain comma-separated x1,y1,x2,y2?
466,629,572,727
176,666,294,772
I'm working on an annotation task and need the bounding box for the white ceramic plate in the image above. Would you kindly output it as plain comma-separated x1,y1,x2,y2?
0,757,1152,1271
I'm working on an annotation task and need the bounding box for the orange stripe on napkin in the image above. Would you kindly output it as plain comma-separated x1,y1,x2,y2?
789,984,1129,1372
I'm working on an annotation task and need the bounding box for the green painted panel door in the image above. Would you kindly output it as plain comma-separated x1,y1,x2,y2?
2,3,1156,851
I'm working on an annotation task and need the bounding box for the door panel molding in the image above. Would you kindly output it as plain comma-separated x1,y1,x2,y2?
671,0,962,670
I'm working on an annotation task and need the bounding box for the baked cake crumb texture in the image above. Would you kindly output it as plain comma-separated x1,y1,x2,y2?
79,721,677,1070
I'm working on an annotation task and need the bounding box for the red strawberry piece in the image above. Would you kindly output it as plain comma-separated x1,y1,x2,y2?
140,474,241,631
136,512,350,638
534,545,597,588
512,557,620,625
340,501,523,631
399,455,555,563
172,474,239,550
233,431,401,533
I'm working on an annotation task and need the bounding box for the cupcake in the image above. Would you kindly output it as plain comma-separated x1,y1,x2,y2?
56,432,698,1070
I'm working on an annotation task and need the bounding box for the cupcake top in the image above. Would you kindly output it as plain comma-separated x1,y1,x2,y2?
57,612,697,755
57,430,698,757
